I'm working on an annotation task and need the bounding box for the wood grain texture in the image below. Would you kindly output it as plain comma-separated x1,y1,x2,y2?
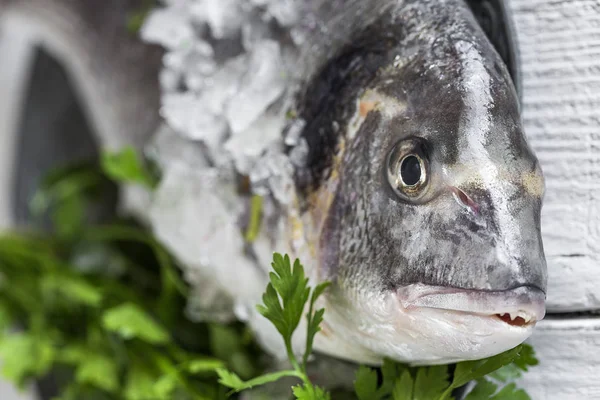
509,0,600,311
518,318,600,399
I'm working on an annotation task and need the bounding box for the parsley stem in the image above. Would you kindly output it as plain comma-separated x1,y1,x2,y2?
285,337,302,372
302,303,315,371
284,339,314,388
244,195,263,243
438,388,452,400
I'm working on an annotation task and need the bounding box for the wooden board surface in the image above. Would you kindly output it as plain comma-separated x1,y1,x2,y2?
518,318,600,399
509,0,600,311
508,1,600,397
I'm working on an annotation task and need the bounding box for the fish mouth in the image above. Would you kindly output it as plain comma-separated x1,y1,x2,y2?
396,284,546,328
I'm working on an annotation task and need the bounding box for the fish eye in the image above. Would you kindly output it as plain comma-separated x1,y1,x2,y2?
400,155,423,187
387,138,429,199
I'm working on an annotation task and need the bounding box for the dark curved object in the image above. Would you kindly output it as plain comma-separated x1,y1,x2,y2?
11,47,117,226
467,0,522,101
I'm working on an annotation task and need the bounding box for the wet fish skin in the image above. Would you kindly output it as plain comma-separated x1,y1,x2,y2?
296,0,547,364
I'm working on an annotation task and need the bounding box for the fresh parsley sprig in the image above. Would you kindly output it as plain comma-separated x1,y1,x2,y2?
217,253,331,399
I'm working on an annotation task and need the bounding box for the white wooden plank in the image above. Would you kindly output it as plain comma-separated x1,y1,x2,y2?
518,318,600,399
509,0,600,311
0,21,36,230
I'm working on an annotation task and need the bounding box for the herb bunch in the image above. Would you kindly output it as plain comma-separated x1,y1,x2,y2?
0,149,260,399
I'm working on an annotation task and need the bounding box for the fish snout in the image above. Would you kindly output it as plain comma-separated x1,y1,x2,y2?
445,183,548,294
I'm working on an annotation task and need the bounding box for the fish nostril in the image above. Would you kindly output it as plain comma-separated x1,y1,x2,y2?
452,187,479,215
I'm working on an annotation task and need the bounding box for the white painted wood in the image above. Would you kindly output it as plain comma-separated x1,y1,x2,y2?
518,318,600,399
509,0,600,311
0,21,36,229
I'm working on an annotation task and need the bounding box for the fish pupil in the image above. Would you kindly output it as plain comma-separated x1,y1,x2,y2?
400,155,421,186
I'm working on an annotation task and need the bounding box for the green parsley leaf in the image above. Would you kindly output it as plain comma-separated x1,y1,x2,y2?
492,383,531,400
257,282,287,338
153,373,179,398
489,345,537,383
102,303,170,344
464,378,498,400
355,359,409,400
378,359,407,397
489,364,523,383
0,302,14,336
303,281,330,367
442,345,522,398
29,164,100,219
392,370,415,400
41,273,103,307
216,368,245,390
125,363,164,400
101,147,157,189
186,358,225,374
413,365,450,400
217,368,300,392
52,194,85,237
218,253,333,397
292,383,331,400
256,254,310,342
354,366,380,400
512,344,538,372
75,352,119,393
57,344,89,365
0,334,55,386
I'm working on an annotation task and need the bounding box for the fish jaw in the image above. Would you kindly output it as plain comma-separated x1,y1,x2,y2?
313,284,545,366
397,284,545,326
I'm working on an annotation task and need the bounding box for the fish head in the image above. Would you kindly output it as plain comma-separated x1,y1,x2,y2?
316,36,547,365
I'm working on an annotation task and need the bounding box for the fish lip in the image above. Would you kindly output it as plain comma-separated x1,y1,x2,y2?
396,284,546,325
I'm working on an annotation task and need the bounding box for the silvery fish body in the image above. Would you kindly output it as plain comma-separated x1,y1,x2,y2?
0,0,547,366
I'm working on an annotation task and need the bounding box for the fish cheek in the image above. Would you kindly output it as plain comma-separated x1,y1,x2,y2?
321,112,388,291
